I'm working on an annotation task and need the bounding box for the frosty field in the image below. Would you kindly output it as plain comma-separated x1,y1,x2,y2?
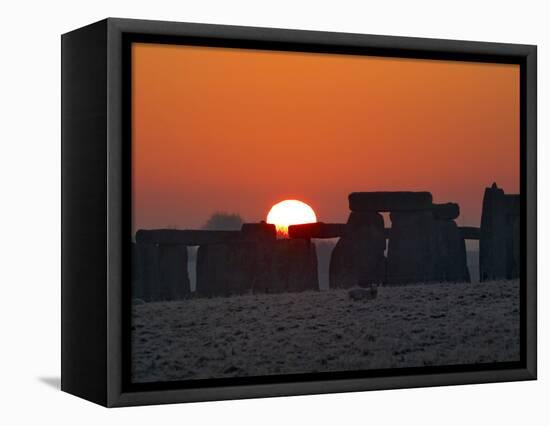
131,280,520,383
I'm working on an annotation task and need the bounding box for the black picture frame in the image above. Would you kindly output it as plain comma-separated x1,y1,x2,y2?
61,17,537,407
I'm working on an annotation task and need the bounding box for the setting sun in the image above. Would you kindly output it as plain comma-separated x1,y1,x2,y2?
266,200,317,238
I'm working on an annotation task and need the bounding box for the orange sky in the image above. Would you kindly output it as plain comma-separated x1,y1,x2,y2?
132,42,519,232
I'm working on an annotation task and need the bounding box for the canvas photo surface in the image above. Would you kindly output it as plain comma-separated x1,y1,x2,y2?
129,42,521,385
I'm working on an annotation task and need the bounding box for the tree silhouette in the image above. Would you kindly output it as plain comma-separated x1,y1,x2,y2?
202,212,244,230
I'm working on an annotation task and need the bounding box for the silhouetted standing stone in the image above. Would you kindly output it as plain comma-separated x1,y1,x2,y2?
508,197,521,279
386,211,436,284
349,191,433,212
432,219,470,283
196,239,319,296
459,226,480,240
131,242,140,286
288,222,347,239
513,217,520,276
158,244,190,299
432,203,460,220
480,183,520,281
329,211,386,288
196,242,259,297
134,243,160,301
272,239,319,293
134,243,190,302
136,229,243,245
240,222,277,241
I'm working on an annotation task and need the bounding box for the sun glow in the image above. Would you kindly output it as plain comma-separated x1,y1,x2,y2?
266,200,317,238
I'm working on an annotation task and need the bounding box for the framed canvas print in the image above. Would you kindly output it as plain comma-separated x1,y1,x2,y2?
61,18,537,407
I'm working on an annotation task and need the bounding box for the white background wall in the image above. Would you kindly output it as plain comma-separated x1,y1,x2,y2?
0,0,547,424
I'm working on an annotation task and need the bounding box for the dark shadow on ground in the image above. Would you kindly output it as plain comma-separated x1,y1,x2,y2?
38,376,61,390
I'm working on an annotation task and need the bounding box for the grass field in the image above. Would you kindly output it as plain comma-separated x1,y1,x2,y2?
131,279,519,383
